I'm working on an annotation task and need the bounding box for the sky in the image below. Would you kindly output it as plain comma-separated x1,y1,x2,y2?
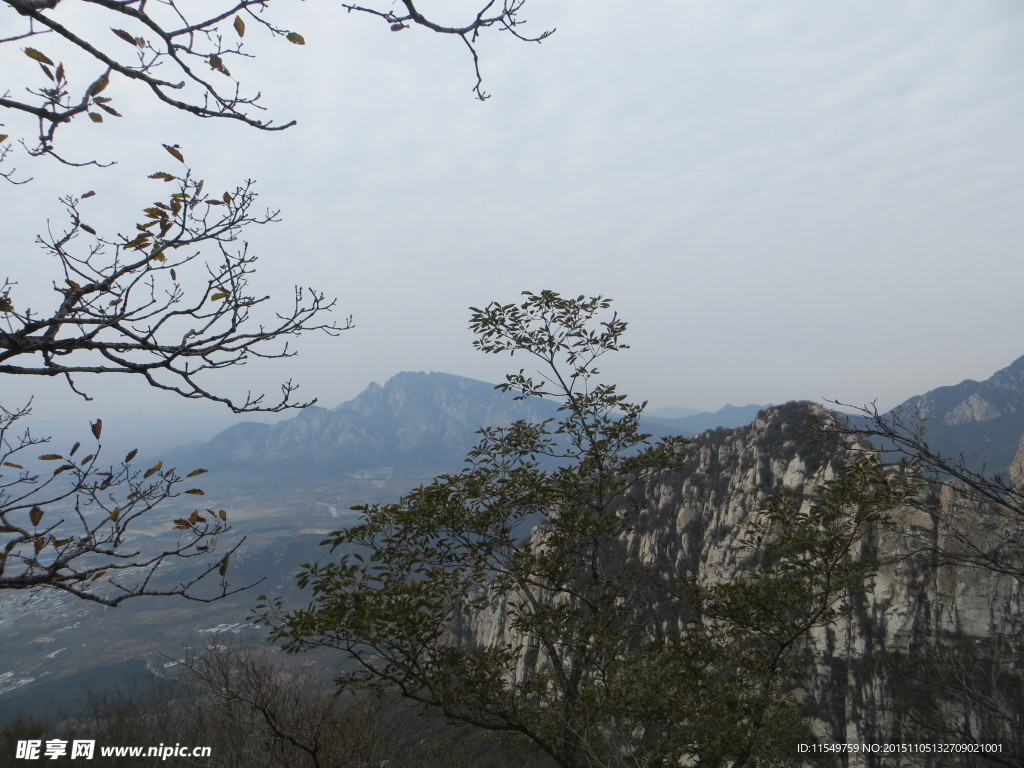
2,0,1023,445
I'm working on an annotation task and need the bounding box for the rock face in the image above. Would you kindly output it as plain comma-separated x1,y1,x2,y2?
907,354,1024,424
458,402,1024,762
943,393,1003,425
1011,434,1024,489
653,407,1023,758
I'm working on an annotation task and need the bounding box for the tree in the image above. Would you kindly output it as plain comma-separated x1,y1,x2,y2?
0,0,552,601
0,400,237,604
1,156,342,411
0,156,346,604
0,0,552,175
261,291,910,768
176,643,390,768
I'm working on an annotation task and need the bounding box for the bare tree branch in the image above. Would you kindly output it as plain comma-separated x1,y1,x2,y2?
1,0,301,161
1,161,350,413
1,0,553,166
0,401,259,605
0,158,347,602
342,0,554,100
825,400,1024,581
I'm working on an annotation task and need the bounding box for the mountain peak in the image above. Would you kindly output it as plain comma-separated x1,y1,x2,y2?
190,372,554,475
888,352,1024,474
901,354,1024,426
335,371,512,419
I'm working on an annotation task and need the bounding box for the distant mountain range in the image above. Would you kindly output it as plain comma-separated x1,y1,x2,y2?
178,372,773,485
182,372,556,478
647,406,703,419
178,355,1024,485
643,404,770,436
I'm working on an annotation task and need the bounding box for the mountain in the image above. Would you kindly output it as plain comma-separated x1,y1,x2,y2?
6,363,1024,750
184,373,768,481
182,371,557,478
176,372,775,498
880,354,1024,475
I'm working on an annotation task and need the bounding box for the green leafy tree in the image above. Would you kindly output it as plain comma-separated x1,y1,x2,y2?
261,291,913,768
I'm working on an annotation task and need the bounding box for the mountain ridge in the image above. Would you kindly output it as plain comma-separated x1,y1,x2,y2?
182,371,557,476
179,353,1024,486
880,353,1024,474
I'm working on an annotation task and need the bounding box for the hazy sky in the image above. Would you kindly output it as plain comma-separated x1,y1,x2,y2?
2,0,1022,441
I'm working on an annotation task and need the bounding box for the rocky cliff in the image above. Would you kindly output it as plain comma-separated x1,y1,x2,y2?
659,405,1021,762
1011,433,1024,489
459,402,1024,765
